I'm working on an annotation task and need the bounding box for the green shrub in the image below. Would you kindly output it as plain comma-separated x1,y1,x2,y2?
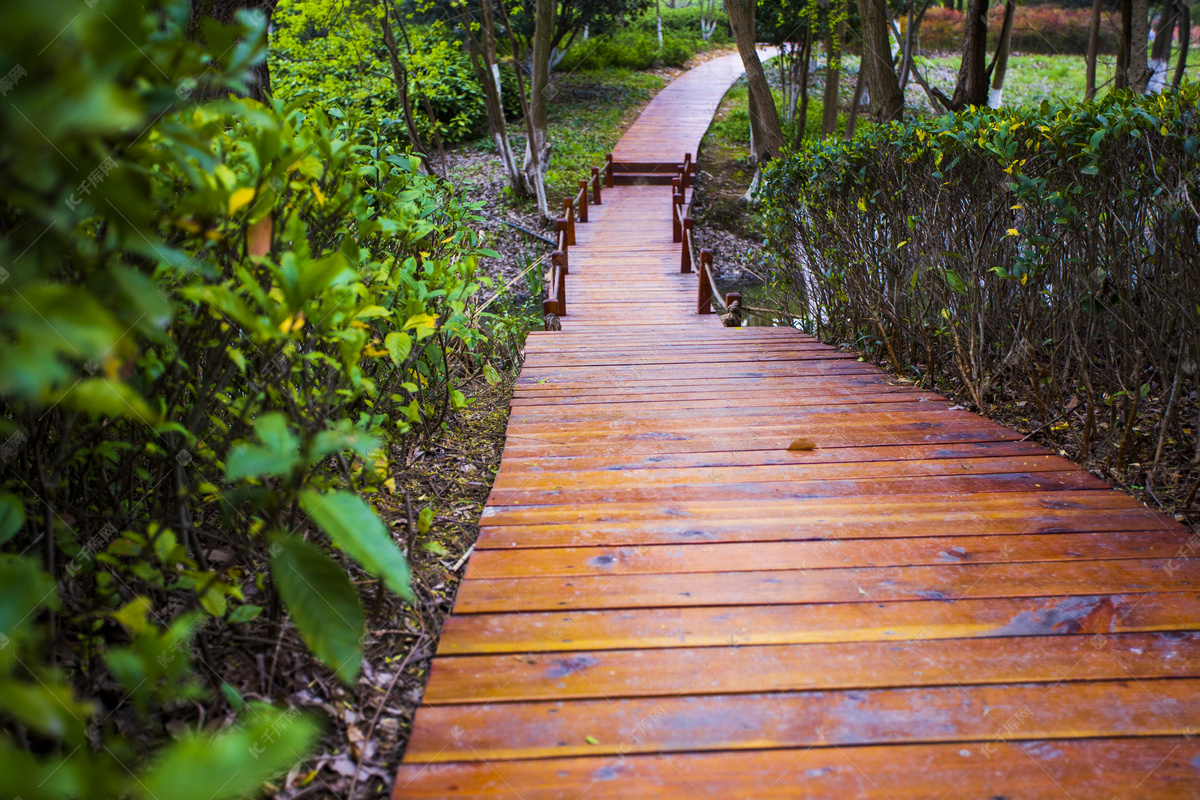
762,88,1200,463
0,2,522,796
271,0,521,143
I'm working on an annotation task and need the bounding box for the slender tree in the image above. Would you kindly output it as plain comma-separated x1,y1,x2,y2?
942,0,988,109
987,0,1016,107
727,0,785,160
1130,0,1151,90
861,0,904,121
463,0,525,194
822,12,846,136
1085,0,1103,99
1173,0,1190,88
1149,0,1179,91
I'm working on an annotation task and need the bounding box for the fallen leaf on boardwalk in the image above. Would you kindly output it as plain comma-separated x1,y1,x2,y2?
586,736,599,745
787,438,816,451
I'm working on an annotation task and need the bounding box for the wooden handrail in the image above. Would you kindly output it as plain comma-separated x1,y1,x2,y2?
672,190,684,243
698,248,714,314
681,217,694,273
561,198,576,246
576,181,588,223
550,252,566,316
555,225,569,272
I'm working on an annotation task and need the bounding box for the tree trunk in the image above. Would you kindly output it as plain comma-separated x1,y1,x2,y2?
466,0,524,194
726,0,785,161
525,0,556,218
657,0,664,48
845,62,867,139
1149,1,1178,91
946,0,988,109
862,0,905,122
1174,0,1191,87
822,15,846,136
377,0,434,173
1117,0,1132,88
1130,0,1151,90
189,0,278,101
1086,0,1103,99
793,24,814,147
988,0,1016,107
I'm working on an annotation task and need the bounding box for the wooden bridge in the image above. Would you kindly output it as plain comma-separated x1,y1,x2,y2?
393,53,1200,797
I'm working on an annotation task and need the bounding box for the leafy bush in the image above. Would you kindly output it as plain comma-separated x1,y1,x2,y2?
557,5,729,72
762,88,1200,467
271,0,521,144
1,1,518,796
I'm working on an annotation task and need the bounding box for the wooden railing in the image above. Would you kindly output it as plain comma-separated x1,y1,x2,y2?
542,161,607,324
672,156,737,317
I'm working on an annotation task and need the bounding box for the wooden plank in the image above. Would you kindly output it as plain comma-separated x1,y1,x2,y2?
404,678,1200,762
436,592,1200,654
393,738,1200,799
422,631,1200,703
451,558,1200,613
464,530,1188,579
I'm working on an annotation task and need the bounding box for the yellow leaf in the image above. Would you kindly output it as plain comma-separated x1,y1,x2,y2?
403,313,438,334
311,182,326,206
856,198,866,212
787,438,816,451
383,478,397,494
228,187,256,217
1006,228,1019,236
279,312,305,333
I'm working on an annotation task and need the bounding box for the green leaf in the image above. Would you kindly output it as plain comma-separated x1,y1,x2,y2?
0,556,57,640
0,680,94,740
270,537,365,683
138,704,319,800
0,493,26,545
58,379,159,424
227,604,263,624
307,425,380,464
225,413,301,481
942,269,968,296
299,490,412,600
384,331,413,365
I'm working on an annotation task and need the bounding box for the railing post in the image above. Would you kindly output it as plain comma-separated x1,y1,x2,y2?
551,252,567,316
577,180,589,223
591,167,602,205
672,191,683,243
681,217,693,273
562,198,576,246
698,249,713,314
555,220,570,273
604,153,614,188
682,153,692,190
543,298,558,316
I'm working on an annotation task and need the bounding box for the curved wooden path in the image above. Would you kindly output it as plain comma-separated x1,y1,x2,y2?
393,53,1200,798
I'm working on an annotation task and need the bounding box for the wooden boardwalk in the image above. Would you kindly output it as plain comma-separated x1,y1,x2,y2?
393,53,1200,798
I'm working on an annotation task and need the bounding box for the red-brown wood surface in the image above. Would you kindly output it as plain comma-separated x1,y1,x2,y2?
393,53,1200,798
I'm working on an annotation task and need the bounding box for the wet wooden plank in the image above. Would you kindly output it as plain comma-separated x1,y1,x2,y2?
422,631,1200,703
465,530,1188,579
393,738,1200,799
453,558,1200,614
436,592,1200,654
404,678,1200,762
